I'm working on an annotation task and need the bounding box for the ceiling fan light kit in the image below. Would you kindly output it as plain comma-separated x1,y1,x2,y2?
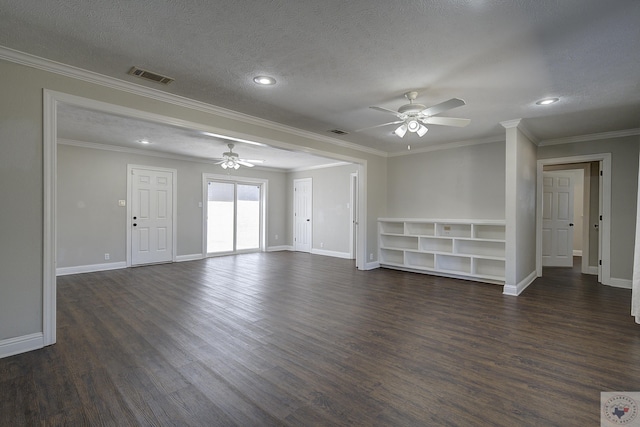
215,143,256,170
359,91,471,139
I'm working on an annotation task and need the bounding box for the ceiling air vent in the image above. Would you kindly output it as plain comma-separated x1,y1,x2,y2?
328,129,349,135
128,66,174,85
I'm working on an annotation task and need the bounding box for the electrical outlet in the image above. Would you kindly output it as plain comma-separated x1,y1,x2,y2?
104,253,110,260
275,234,278,240
369,253,373,260
320,242,324,248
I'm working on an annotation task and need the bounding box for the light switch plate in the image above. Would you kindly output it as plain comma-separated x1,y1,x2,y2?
118,200,126,207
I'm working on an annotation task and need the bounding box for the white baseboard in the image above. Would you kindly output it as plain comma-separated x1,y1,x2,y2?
606,277,632,289
585,266,599,275
503,270,538,296
310,248,352,259
56,261,127,276
175,254,204,262
363,261,380,270
267,245,292,252
573,250,583,256
0,333,44,359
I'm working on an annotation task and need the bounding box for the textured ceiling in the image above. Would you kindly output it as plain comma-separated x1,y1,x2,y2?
1,0,639,161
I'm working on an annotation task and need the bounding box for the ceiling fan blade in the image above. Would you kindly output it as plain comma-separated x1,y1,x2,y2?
421,98,466,117
370,106,401,116
354,120,404,132
423,116,471,127
213,159,225,164
237,160,255,167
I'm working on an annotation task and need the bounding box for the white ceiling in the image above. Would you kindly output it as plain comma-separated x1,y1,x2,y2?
56,104,345,170
2,0,639,165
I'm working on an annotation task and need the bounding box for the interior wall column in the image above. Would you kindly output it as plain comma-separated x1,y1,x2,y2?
502,119,538,295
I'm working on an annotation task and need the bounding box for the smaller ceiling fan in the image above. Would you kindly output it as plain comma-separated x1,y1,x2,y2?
215,143,261,169
357,91,470,138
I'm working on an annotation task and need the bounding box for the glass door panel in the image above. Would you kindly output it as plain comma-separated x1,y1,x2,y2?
207,181,235,253
236,184,260,250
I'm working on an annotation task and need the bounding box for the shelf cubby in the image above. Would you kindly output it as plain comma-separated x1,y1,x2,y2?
474,258,506,278
380,234,418,250
436,223,472,238
436,254,471,274
380,248,404,265
420,237,453,253
406,251,435,269
406,222,435,236
473,224,506,240
455,239,505,258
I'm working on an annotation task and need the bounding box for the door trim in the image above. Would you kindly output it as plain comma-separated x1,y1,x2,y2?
127,165,178,266
350,172,358,262
536,154,611,285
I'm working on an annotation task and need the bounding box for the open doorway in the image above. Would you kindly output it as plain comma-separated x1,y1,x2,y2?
536,154,611,285
542,163,599,275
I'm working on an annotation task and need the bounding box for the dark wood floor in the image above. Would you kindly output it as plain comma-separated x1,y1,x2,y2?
1,253,639,426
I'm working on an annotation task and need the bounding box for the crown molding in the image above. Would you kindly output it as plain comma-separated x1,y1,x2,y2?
57,138,289,172
290,161,353,172
500,118,539,145
0,45,387,158
387,135,505,157
538,128,640,146
500,118,522,129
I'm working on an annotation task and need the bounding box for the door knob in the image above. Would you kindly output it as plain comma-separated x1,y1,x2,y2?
133,216,137,220
306,219,310,222
569,223,574,226
133,223,137,227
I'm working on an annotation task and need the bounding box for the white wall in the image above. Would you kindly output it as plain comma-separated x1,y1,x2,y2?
538,136,639,281
386,141,506,219
503,124,538,295
57,143,288,269
288,164,360,256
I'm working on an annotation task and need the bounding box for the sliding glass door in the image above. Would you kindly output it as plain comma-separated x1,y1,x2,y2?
207,180,262,255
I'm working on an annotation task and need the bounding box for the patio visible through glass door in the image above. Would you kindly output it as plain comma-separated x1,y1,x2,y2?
207,181,261,254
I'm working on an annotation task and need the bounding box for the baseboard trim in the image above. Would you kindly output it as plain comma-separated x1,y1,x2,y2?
0,333,44,359
585,266,599,275
363,261,380,270
503,270,538,296
606,277,632,289
310,248,352,259
175,254,204,262
56,261,127,276
267,245,292,252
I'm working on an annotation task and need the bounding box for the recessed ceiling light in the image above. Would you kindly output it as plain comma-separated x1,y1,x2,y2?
138,139,150,144
536,97,559,105
253,76,276,85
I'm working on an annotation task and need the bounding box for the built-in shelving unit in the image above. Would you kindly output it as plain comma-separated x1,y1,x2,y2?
379,218,506,285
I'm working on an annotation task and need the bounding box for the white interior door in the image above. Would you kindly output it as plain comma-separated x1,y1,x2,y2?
294,178,312,252
131,167,174,266
542,171,575,267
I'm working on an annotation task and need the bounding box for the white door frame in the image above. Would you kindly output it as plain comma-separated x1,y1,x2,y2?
350,172,358,263
536,154,611,284
127,165,178,266
202,173,267,256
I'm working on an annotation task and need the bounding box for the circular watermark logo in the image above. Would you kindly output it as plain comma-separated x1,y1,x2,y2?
603,395,639,425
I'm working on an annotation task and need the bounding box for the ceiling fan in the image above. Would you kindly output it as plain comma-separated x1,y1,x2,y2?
357,91,470,137
215,143,261,169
